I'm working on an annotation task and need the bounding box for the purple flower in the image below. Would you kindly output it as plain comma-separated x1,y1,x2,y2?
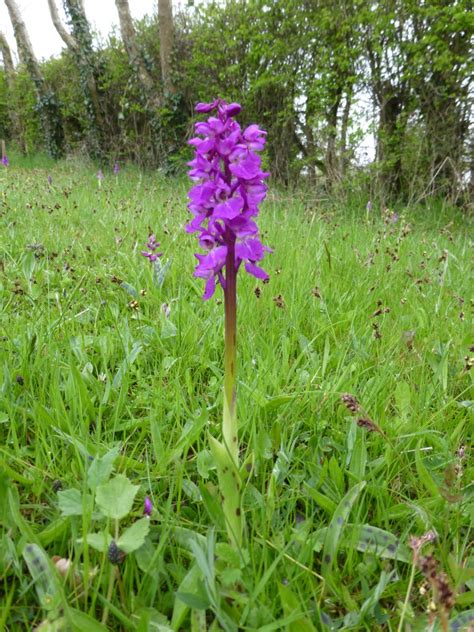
97,169,104,181
390,212,399,224
47,175,53,185
141,233,162,262
366,200,372,213
187,99,270,299
114,162,120,175
144,496,152,517
2,155,9,167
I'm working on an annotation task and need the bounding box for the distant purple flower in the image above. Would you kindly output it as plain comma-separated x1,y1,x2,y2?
97,169,104,181
187,99,271,299
47,175,53,185
390,212,399,224
366,200,372,213
2,155,9,167
144,496,152,517
141,233,162,262
114,162,120,175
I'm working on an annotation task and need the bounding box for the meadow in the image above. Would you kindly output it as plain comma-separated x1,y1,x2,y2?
0,158,472,631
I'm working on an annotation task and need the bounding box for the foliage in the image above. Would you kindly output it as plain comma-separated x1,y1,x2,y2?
0,0,472,200
0,162,472,629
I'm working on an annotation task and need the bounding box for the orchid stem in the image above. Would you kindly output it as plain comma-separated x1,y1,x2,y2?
223,236,238,467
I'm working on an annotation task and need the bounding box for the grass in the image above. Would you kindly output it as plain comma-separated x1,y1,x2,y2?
0,159,472,631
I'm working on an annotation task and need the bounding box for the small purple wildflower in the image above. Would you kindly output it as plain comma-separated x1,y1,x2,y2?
144,496,152,517
141,233,162,262
2,155,9,167
97,169,104,181
390,212,399,224
187,99,271,300
114,162,120,175
47,175,53,185
366,200,372,213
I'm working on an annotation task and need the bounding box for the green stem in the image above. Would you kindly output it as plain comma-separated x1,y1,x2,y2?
397,562,416,632
223,235,238,467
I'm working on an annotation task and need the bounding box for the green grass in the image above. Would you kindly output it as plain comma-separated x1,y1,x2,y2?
0,160,472,631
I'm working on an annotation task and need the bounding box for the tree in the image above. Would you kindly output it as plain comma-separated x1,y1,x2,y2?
4,0,64,157
158,0,174,95
114,0,161,108
46,0,105,158
0,30,22,145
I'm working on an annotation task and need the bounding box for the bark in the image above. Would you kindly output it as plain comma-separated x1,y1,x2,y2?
325,88,342,185
4,0,64,157
53,0,105,157
4,0,42,85
0,30,22,147
158,0,174,94
46,0,78,52
339,87,352,177
0,31,14,77
366,35,406,200
114,0,161,109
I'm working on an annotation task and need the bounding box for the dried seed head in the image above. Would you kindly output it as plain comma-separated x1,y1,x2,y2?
464,356,473,371
341,393,361,413
254,286,262,298
356,417,379,433
435,572,455,611
52,479,63,492
273,294,285,308
419,554,438,580
372,323,382,339
107,540,125,565
456,444,466,459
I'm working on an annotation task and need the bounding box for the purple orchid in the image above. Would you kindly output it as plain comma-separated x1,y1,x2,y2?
141,233,162,262
144,496,152,517
97,169,104,181
2,155,9,167
186,99,271,547
114,162,120,175
187,99,271,300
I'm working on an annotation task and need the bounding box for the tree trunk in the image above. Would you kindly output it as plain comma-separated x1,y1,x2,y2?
114,0,161,109
339,87,352,177
325,88,342,187
54,0,105,158
0,31,14,77
47,0,78,52
158,0,174,95
376,82,405,199
4,0,64,157
0,30,22,147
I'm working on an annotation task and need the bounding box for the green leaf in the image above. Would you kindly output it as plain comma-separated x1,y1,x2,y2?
57,489,86,516
87,446,119,489
80,531,112,553
209,435,242,548
311,523,410,563
322,481,366,575
117,518,150,554
415,444,440,498
23,543,63,612
95,474,139,520
171,564,201,630
196,449,214,479
278,583,316,631
175,590,210,611
68,608,108,631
